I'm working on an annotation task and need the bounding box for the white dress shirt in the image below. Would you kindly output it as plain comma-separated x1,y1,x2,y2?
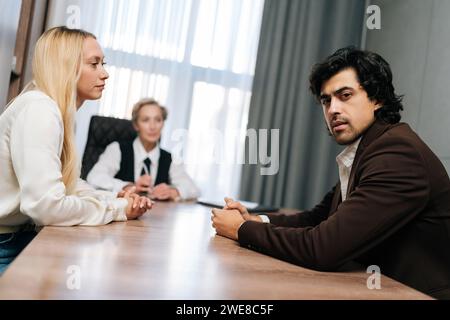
87,138,200,200
258,137,362,224
0,90,127,227
335,137,361,201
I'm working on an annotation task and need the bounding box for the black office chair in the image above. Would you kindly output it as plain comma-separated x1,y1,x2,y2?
81,115,137,179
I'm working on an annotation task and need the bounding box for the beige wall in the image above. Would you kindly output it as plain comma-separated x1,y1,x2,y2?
365,0,450,174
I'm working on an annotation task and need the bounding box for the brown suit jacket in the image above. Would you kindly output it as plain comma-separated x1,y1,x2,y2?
238,119,450,299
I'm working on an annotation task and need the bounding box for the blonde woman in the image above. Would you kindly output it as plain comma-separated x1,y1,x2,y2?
87,98,200,201
0,26,152,273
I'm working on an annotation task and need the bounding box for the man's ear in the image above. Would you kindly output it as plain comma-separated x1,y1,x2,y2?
374,100,382,111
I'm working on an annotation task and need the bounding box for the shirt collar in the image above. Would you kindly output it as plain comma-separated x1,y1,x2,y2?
133,137,160,164
336,137,362,168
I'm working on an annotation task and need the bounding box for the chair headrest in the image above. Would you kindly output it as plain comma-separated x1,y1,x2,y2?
81,115,137,179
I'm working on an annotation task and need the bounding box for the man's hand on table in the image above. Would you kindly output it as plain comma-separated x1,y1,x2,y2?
211,197,263,240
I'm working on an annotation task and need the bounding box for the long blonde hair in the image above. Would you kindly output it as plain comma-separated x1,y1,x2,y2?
30,26,96,194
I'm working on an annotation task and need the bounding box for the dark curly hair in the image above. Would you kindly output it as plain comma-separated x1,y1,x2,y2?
309,46,403,124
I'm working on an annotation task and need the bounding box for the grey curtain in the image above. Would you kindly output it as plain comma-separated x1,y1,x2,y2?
240,0,365,209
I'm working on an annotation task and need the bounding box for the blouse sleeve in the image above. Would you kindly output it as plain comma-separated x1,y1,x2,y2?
169,157,201,200
86,141,130,193
10,98,127,226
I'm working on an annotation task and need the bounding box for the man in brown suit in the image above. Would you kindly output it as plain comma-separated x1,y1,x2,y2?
212,47,450,299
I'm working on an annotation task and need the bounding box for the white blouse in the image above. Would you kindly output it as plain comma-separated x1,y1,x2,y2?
0,90,127,227
86,138,201,200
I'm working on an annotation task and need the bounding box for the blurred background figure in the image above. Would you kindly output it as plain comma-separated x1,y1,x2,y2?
87,98,200,201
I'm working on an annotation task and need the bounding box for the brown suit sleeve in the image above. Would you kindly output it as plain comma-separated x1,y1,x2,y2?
265,186,337,228
238,136,430,271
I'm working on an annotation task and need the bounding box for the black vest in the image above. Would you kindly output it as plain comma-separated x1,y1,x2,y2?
114,141,172,185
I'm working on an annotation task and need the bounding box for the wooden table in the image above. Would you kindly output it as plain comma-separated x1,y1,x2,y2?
0,202,431,299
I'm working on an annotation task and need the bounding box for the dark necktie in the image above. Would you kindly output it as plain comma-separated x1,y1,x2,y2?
141,157,151,176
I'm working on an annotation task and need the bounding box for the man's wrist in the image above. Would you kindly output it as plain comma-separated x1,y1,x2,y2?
251,215,263,222
236,220,246,240
258,214,270,223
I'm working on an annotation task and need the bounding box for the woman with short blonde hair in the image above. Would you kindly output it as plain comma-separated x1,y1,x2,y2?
131,98,168,123
87,97,200,201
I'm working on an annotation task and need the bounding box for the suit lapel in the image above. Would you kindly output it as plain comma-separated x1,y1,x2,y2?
345,119,393,198
328,120,396,217
155,149,172,185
